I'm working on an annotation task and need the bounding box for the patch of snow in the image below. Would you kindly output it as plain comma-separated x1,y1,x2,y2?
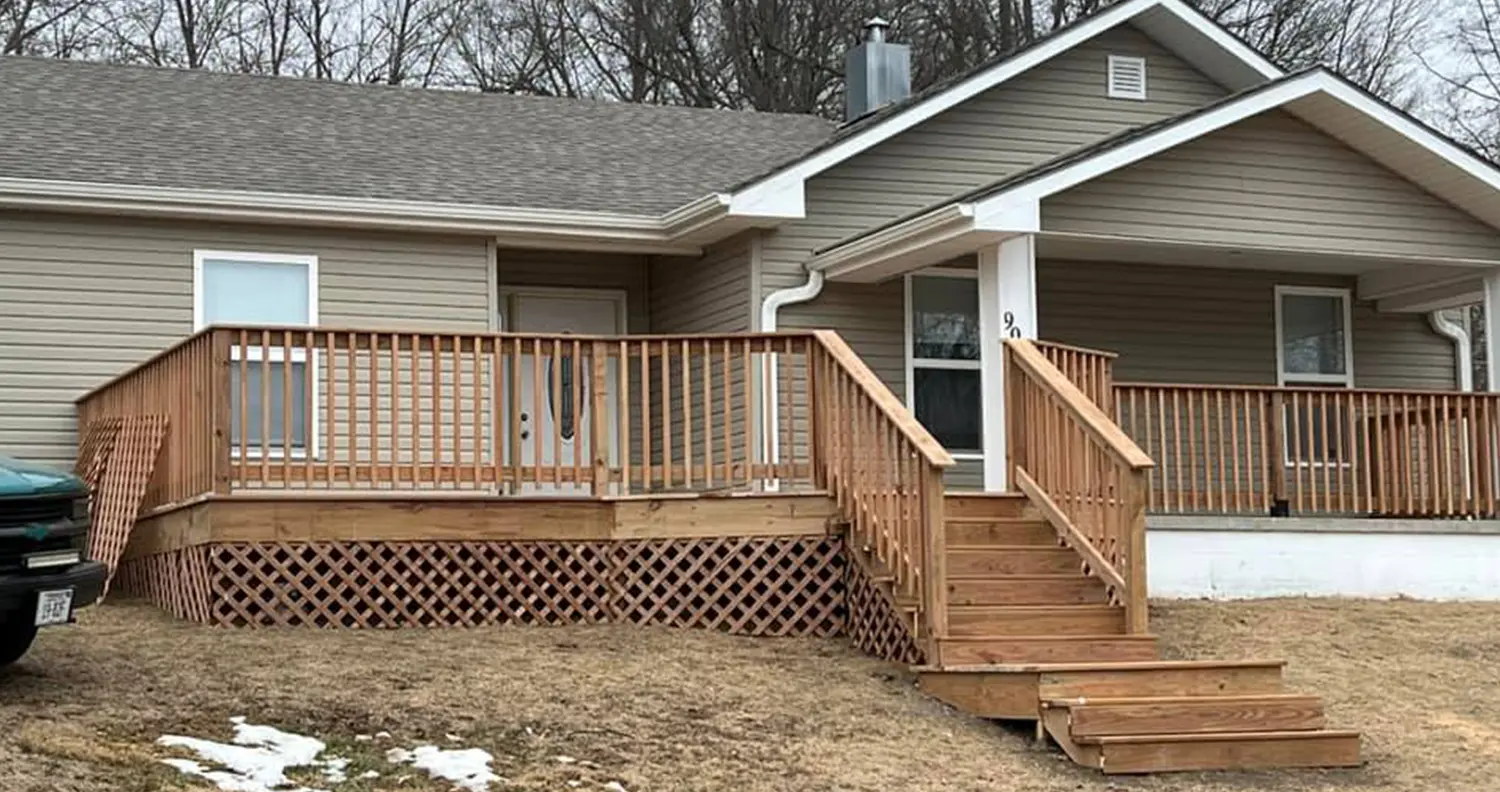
554,755,576,764
156,718,348,792
357,770,380,780
603,782,627,792
353,734,372,743
446,733,463,742
387,745,501,792
374,731,392,739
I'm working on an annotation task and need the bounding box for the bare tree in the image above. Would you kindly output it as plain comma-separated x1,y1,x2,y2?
1423,0,1500,160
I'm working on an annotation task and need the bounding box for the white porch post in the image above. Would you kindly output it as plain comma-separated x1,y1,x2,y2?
977,234,1037,492
1487,270,1500,391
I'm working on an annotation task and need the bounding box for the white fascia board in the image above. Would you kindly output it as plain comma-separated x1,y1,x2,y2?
808,204,976,277
0,177,719,254
725,0,1283,216
986,71,1500,214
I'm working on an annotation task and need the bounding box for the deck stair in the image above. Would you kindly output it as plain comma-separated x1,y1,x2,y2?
914,494,1361,774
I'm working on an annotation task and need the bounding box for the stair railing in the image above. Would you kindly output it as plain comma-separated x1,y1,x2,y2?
808,330,955,643
1004,339,1154,634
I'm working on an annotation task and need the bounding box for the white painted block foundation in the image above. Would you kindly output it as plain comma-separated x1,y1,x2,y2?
1148,522,1500,601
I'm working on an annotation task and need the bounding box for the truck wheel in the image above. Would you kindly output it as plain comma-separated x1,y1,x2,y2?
0,618,38,667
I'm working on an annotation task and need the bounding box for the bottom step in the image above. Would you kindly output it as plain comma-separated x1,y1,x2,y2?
1079,729,1362,774
936,635,1158,665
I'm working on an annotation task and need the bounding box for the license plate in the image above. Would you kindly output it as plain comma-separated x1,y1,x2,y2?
34,589,73,627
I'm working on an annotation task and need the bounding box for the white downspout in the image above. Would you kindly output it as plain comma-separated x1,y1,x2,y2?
1430,308,1475,503
1429,309,1473,392
759,270,826,484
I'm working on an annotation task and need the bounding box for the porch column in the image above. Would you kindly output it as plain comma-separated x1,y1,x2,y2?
1487,270,1500,391
977,234,1037,492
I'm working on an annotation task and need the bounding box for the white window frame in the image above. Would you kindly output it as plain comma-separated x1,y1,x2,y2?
1274,285,1355,469
193,250,320,460
1107,55,1147,100
905,268,983,460
1273,285,1354,388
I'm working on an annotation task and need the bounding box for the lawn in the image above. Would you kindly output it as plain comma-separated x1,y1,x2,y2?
1,597,1496,791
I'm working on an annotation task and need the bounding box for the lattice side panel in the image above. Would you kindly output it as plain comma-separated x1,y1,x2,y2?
199,538,843,633
113,547,214,624
207,541,612,628
612,537,844,637
844,555,924,665
74,417,123,489
89,415,169,595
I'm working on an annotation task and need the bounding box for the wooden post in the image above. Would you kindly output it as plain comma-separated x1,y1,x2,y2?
1125,469,1149,635
209,329,233,496
806,342,825,489
1269,390,1287,510
922,465,948,645
590,341,609,496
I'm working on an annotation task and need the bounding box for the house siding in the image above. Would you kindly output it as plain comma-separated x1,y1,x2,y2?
768,22,1230,402
648,234,754,333
1044,111,1500,261
1037,260,1455,390
763,23,1229,299
0,210,491,468
498,248,649,332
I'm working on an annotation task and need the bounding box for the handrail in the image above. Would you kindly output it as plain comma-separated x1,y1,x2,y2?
1034,339,1117,411
1007,340,1152,470
1005,338,1151,635
811,330,954,468
809,330,953,649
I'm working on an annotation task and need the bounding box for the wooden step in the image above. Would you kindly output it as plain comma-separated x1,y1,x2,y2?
1035,660,1287,700
948,604,1125,637
1079,729,1362,774
947,546,1083,575
948,574,1108,605
935,635,1158,666
945,518,1056,545
1048,694,1326,737
945,493,1030,519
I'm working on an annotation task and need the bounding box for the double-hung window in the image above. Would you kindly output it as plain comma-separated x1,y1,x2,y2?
1275,286,1353,464
193,251,319,457
906,271,982,455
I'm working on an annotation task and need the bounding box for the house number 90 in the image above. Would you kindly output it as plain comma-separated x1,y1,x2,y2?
1003,311,1022,338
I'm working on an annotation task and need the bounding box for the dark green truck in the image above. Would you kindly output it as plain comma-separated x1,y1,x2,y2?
0,456,106,666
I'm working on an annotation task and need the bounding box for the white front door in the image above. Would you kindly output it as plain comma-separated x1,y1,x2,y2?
503,288,625,494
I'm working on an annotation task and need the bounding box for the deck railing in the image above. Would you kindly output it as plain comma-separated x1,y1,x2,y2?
809,331,954,642
1004,339,1153,634
1115,382,1500,518
1035,339,1116,412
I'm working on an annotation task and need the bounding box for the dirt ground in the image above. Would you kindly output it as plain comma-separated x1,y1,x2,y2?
0,597,1496,792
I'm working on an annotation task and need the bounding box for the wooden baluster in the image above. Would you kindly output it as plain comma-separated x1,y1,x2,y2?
568,338,581,488
1317,391,1330,513
509,337,523,492
681,339,692,489
471,336,482,488
699,339,713,489
619,340,631,493
1359,392,1372,514
721,339,732,486
1427,394,1440,515
1215,389,1228,513
659,339,672,489
1443,394,1455,516
742,339,753,486
640,340,651,490
590,341,608,494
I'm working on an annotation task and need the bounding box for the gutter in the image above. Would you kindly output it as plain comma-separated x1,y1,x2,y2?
1429,309,1473,392
0,178,737,254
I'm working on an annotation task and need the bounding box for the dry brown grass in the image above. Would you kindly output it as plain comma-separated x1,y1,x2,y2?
0,597,1496,791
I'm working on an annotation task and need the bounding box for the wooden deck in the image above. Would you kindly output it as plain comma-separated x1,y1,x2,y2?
76,328,1375,773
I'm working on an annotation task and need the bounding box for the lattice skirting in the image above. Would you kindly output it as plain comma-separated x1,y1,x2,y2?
117,537,845,635
844,556,926,665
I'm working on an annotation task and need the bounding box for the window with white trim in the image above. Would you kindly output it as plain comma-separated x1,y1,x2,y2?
906,271,981,454
193,251,319,457
1275,285,1353,464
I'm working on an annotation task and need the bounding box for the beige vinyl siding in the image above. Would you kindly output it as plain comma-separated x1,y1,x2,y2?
1036,259,1456,390
1045,111,1500,261
497,248,649,332
768,22,1230,396
649,234,754,333
0,210,490,469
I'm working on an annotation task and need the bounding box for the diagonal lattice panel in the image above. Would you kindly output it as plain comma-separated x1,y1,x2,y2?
844,554,924,665
172,538,841,633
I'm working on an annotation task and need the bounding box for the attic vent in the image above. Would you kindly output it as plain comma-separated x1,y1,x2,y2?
1107,55,1147,100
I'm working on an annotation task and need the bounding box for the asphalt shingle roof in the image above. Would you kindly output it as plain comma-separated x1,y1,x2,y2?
0,56,838,216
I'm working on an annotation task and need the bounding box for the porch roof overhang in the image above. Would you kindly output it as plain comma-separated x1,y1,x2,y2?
0,177,785,256
809,69,1500,292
